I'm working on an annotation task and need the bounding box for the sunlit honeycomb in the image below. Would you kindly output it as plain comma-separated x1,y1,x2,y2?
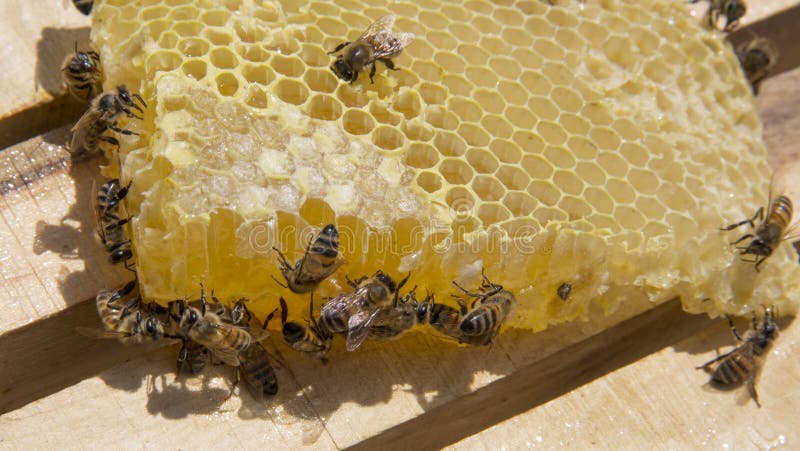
92,0,800,330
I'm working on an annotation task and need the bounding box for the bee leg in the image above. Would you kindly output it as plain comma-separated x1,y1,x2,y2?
108,124,140,136
754,256,766,272
97,135,120,153
327,41,350,55
380,58,399,71
346,274,367,289
708,7,718,29
209,289,227,318
454,297,469,315
724,18,739,32
271,275,289,289
176,340,188,375
730,233,754,246
451,280,485,299
726,315,743,342
721,207,762,231
369,63,377,84
132,92,147,109
225,368,241,401
271,247,292,270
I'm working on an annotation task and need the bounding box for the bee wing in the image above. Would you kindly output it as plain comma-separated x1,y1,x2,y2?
208,346,241,367
294,255,345,285
69,109,99,153
358,14,396,42
360,14,414,60
75,326,128,340
247,326,270,343
345,308,383,352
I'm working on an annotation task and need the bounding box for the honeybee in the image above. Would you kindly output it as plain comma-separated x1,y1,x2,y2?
328,14,415,84
690,0,746,32
232,300,279,398
736,37,778,95
69,85,146,158
71,0,93,15
273,224,345,294
452,271,516,346
62,42,103,102
280,296,332,359
413,295,498,346
557,282,572,301
319,270,409,351
697,306,779,407
94,179,133,265
367,288,425,341
176,287,267,367
77,279,164,345
721,191,793,271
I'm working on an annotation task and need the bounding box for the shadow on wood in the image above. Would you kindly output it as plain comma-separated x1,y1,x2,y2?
347,300,711,450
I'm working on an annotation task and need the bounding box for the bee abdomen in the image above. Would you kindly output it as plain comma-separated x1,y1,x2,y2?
712,353,754,385
767,195,793,229
319,313,348,334
222,327,252,351
311,224,340,260
461,306,497,335
241,347,278,396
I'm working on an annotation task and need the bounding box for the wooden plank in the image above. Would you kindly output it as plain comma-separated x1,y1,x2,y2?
0,126,129,334
0,2,90,148
452,313,800,449
0,293,663,448
351,300,712,450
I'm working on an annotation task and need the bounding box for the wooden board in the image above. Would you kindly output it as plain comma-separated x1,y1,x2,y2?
0,2,90,149
1,2,800,450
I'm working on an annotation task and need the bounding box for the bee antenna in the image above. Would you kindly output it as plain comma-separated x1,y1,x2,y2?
74,41,78,54
271,274,289,289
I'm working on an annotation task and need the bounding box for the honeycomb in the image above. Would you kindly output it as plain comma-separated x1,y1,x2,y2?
91,0,800,330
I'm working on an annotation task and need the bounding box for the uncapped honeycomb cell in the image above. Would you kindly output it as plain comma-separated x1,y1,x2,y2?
93,0,800,331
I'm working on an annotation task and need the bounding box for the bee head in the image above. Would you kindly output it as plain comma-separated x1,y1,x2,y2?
331,58,355,82
761,306,778,338
117,85,132,104
745,237,771,256
72,52,95,72
373,270,396,292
